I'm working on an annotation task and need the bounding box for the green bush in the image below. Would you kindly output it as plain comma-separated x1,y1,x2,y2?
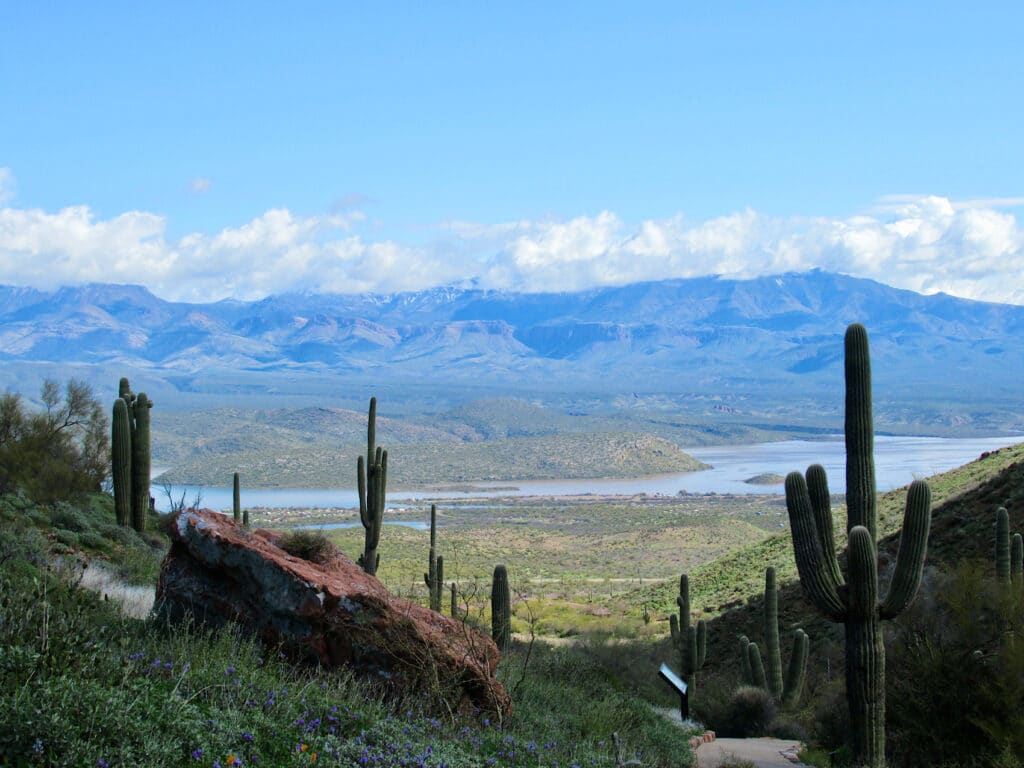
277,529,337,564
53,528,80,548
716,685,777,737
886,561,1024,766
49,502,94,533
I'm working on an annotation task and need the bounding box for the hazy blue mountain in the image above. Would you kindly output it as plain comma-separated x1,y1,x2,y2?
1,271,1022,432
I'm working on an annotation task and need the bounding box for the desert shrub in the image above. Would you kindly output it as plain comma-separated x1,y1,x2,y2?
716,685,776,737
77,530,110,552
49,501,94,533
0,524,48,568
278,529,337,564
0,380,108,503
53,528,80,548
886,561,1024,767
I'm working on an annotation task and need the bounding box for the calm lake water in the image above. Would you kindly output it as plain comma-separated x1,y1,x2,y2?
154,435,1021,513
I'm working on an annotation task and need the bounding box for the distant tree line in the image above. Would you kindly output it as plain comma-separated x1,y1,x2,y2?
0,379,108,503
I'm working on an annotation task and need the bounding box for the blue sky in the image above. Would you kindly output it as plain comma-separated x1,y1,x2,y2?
2,2,1023,302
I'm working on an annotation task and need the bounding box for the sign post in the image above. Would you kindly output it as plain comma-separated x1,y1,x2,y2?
658,662,689,720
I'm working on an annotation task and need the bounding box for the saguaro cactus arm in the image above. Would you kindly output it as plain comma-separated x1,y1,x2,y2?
845,323,877,539
879,480,932,619
785,472,847,620
781,629,810,708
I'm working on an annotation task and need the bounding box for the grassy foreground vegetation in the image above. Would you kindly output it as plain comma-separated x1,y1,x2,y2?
0,493,696,767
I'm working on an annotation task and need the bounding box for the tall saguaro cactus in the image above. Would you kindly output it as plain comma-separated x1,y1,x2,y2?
112,377,152,532
130,392,153,532
233,472,242,523
785,323,931,768
111,398,132,527
668,574,707,694
357,397,387,576
491,564,512,652
424,504,443,611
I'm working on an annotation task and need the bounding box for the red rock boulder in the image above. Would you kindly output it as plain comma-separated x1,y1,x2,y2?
156,508,511,717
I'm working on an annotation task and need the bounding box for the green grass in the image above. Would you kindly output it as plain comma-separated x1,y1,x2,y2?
0,495,701,767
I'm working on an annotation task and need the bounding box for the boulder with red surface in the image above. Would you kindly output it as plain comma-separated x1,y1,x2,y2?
156,508,511,717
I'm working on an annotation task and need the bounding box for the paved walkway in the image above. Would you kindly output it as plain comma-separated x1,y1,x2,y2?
694,737,807,768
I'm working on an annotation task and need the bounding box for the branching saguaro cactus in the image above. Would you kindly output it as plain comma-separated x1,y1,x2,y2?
233,472,241,524
785,323,931,768
491,564,511,652
740,568,810,708
112,377,153,533
424,504,444,611
356,397,387,576
668,574,707,695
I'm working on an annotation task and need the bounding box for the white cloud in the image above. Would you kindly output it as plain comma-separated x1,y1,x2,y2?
0,193,1022,304
189,177,212,194
0,168,16,204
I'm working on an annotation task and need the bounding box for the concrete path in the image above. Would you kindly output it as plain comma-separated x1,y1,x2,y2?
695,737,807,768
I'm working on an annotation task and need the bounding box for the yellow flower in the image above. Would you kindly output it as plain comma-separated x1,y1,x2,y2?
226,756,236,766
300,743,308,753
311,753,318,763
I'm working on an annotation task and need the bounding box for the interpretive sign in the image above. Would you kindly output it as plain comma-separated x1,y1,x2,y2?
658,662,688,719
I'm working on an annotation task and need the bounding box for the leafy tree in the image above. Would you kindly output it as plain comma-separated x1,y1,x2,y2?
0,379,109,503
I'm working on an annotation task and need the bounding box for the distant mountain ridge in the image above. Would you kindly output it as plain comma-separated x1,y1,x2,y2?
2,271,1022,430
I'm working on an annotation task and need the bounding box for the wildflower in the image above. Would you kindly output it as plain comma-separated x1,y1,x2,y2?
191,748,204,760
241,732,254,742
98,760,110,767
225,666,236,675
310,753,317,763
299,743,308,753
32,739,43,754
226,756,236,765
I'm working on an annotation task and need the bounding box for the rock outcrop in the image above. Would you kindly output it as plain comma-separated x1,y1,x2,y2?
156,508,510,716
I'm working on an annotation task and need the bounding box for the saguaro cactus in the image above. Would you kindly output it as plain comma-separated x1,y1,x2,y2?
233,472,241,524
111,398,132,527
130,392,153,533
762,567,810,708
996,506,1011,585
668,574,707,694
424,504,443,611
357,397,387,576
785,323,931,768
1013,534,1024,587
450,581,458,618
491,564,512,651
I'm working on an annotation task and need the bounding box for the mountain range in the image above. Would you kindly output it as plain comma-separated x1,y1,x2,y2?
1,270,1022,434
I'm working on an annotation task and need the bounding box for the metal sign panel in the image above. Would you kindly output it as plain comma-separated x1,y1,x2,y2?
658,662,688,695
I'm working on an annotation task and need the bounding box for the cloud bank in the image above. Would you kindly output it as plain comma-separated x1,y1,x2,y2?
1,192,1022,305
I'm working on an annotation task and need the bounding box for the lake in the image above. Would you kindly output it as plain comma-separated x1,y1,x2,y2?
154,434,1021,513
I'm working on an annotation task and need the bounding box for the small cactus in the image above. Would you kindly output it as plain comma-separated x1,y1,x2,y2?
668,574,707,697
356,397,387,576
450,581,458,618
243,509,250,528
491,564,511,652
233,472,241,524
1012,533,1023,587
754,566,810,708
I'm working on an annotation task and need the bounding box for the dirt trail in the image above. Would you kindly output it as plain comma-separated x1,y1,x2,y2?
695,737,806,768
